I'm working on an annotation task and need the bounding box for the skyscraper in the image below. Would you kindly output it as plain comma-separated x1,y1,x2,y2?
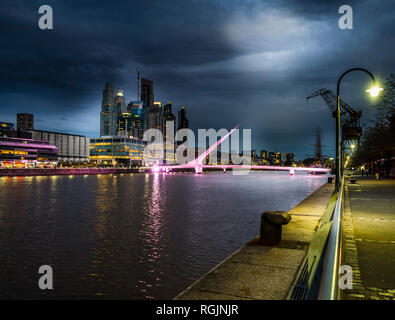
128,100,146,139
177,107,189,146
141,78,154,110
141,78,154,131
178,107,189,130
163,103,176,163
100,83,114,137
112,88,127,136
163,102,176,129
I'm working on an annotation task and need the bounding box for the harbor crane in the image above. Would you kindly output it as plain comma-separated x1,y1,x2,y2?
307,88,362,157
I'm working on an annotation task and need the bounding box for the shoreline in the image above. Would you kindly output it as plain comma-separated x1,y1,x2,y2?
0,167,142,176
175,181,335,300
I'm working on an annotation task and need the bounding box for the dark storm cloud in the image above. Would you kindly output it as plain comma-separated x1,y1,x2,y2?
0,0,394,158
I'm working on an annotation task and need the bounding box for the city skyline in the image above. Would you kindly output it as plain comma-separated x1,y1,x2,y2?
0,0,394,160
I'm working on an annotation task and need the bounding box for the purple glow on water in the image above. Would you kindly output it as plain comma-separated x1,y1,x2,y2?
0,172,327,299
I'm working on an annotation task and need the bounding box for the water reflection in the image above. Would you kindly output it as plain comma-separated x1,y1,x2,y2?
137,173,169,298
0,172,327,299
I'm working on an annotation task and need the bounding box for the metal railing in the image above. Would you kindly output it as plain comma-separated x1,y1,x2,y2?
318,175,344,299
288,175,345,300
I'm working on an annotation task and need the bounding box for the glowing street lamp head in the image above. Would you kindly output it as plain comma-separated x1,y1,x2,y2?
366,85,383,97
351,144,355,149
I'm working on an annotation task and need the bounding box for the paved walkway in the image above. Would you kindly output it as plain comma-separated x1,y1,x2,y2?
175,182,335,300
342,176,395,300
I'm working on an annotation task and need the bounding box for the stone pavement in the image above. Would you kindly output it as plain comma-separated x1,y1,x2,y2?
175,182,335,300
342,176,395,300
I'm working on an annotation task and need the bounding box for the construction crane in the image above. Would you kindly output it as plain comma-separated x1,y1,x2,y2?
306,88,362,150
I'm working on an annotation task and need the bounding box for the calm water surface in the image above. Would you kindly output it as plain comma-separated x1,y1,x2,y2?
0,172,327,299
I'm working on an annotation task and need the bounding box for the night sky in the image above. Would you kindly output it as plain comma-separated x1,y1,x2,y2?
0,0,394,159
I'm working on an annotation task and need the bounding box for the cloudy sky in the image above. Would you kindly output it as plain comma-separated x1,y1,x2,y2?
0,0,394,159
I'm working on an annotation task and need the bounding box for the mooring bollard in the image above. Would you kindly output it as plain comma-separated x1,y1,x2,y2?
260,211,291,245
328,176,334,184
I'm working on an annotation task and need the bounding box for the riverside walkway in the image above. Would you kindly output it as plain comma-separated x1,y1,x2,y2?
342,176,395,300
175,182,335,300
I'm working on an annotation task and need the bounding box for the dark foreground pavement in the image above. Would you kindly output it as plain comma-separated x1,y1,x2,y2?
343,176,395,300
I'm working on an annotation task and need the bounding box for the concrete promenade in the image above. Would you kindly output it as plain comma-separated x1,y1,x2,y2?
175,181,335,300
342,176,395,300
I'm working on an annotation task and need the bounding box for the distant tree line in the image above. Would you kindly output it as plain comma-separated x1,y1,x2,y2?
353,74,395,177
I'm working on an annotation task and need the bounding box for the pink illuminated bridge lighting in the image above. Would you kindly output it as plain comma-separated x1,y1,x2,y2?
150,125,331,175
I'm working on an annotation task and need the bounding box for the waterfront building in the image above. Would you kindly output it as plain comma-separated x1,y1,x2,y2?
90,137,147,167
0,136,58,168
100,82,115,137
30,130,90,163
0,122,15,137
17,113,34,131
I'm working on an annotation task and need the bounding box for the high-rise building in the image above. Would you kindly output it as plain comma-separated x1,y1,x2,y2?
153,101,163,131
178,107,189,130
177,107,189,146
141,78,154,130
141,78,154,110
163,102,176,134
128,100,146,140
17,113,34,131
141,78,162,132
112,88,127,136
163,103,176,164
100,82,114,137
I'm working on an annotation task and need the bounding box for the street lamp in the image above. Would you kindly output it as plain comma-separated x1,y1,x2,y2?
335,68,383,186
366,85,384,97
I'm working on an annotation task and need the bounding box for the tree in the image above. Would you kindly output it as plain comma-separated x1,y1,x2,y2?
353,74,395,177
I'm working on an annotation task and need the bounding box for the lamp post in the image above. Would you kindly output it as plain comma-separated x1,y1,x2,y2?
335,68,383,186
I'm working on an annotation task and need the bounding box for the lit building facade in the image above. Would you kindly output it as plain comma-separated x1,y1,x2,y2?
0,122,15,137
90,137,147,166
0,136,58,168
